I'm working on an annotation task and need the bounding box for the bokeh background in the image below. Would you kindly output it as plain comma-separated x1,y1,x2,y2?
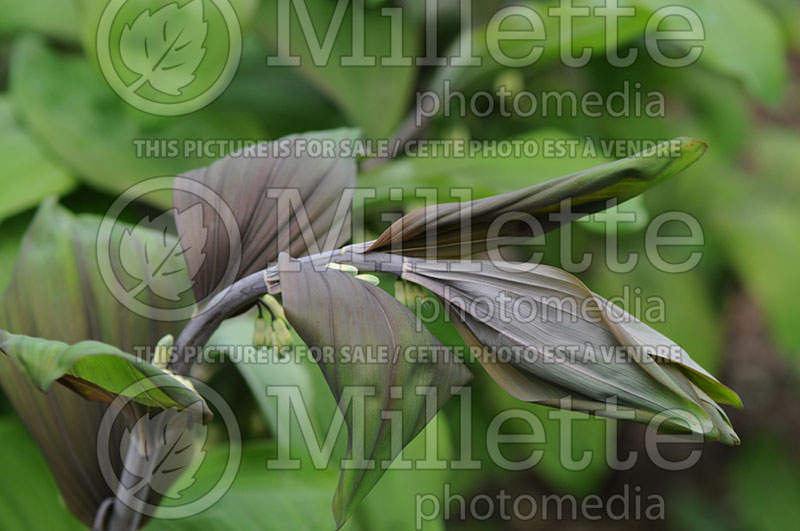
0,0,798,529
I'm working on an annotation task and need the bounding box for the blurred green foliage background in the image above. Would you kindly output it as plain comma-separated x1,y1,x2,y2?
0,0,799,529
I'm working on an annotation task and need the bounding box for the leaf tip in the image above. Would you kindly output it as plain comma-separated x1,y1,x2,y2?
680,136,708,154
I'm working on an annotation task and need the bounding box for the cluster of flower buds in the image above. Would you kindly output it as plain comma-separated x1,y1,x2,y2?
327,262,381,286
394,278,429,309
253,294,295,358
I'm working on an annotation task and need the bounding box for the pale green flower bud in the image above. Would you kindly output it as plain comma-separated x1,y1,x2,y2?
355,274,380,286
261,294,287,322
273,319,294,347
327,262,359,275
253,316,269,346
394,279,407,305
152,334,174,370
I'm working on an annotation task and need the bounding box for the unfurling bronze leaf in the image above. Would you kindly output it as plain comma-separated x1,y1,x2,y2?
369,137,707,258
403,259,740,445
0,200,196,526
278,254,472,528
174,129,359,305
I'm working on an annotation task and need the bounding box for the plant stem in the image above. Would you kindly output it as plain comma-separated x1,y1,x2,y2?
169,242,404,374
106,244,405,529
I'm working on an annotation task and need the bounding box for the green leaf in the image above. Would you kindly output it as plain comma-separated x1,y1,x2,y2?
0,96,75,222
356,413,453,531
278,254,472,527
149,442,356,530
259,0,418,138
119,0,208,97
0,199,195,526
0,214,29,295
717,202,800,358
403,259,740,444
702,138,800,358
208,307,452,531
205,309,348,461
77,0,260,64
0,331,207,412
173,128,359,304
216,35,347,138
0,0,78,40
9,36,265,208
368,137,707,258
430,0,652,96
642,0,787,105
0,417,84,530
745,128,800,201
486,385,610,495
0,199,192,347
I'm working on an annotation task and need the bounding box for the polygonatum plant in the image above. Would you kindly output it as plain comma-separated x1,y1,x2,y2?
0,129,740,530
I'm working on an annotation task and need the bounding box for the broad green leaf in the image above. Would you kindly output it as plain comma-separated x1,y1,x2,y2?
0,96,75,222
0,214,29,295
0,418,84,530
702,142,800,358
0,331,207,412
278,254,472,527
0,199,194,526
259,0,418,138
9,36,265,208
368,137,707,258
716,203,800,358
403,259,740,444
486,384,610,495
0,0,78,40
149,442,358,530
641,0,787,105
356,412,453,531
77,0,260,64
173,128,359,304
204,309,348,462
209,307,451,530
759,0,800,50
216,35,347,139
745,128,800,200
429,0,651,96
